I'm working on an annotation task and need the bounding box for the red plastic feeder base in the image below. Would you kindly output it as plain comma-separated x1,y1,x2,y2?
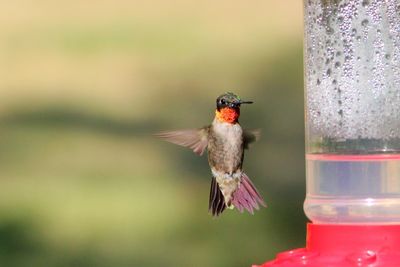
254,223,400,267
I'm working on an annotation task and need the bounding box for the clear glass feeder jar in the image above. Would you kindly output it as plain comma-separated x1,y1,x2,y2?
304,0,400,224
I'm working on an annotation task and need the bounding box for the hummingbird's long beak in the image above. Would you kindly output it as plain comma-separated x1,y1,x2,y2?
239,100,253,104
229,100,253,108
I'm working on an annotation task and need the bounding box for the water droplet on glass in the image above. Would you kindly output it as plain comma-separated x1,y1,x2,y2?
361,19,369,27
362,0,370,7
327,68,332,76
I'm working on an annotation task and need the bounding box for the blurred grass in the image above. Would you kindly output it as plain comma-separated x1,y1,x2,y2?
0,1,306,266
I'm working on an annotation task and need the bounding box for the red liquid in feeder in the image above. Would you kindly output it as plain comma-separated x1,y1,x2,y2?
305,153,400,224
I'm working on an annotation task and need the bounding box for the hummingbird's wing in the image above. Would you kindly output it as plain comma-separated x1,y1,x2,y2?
155,127,209,156
243,129,261,149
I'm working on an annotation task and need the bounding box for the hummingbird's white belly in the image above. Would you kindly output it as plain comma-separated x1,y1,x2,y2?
209,120,244,174
209,120,244,205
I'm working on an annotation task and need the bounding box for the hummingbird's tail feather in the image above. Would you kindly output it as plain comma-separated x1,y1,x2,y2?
231,173,266,214
209,176,226,216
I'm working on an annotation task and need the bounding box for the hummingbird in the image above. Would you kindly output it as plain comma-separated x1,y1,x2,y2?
156,92,266,216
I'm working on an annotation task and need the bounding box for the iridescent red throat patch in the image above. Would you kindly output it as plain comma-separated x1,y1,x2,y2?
215,107,240,123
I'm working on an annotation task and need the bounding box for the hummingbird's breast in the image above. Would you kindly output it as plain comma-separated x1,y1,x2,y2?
208,119,244,175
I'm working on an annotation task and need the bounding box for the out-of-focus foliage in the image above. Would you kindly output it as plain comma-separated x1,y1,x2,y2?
0,1,306,266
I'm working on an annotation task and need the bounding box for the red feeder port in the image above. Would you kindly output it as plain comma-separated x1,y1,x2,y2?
255,223,400,267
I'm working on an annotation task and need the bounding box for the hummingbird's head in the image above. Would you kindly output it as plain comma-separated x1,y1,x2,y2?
215,92,253,123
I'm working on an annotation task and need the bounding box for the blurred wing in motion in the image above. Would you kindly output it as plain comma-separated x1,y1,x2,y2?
243,129,261,149
155,127,209,156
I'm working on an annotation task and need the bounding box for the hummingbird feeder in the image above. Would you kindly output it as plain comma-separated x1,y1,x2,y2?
255,0,400,266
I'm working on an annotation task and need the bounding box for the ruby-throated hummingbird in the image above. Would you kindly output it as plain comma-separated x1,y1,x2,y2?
156,92,266,216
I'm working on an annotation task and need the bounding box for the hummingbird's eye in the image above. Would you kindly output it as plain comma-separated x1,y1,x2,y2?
220,99,226,105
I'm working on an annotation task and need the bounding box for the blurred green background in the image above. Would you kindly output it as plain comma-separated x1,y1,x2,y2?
0,1,306,266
